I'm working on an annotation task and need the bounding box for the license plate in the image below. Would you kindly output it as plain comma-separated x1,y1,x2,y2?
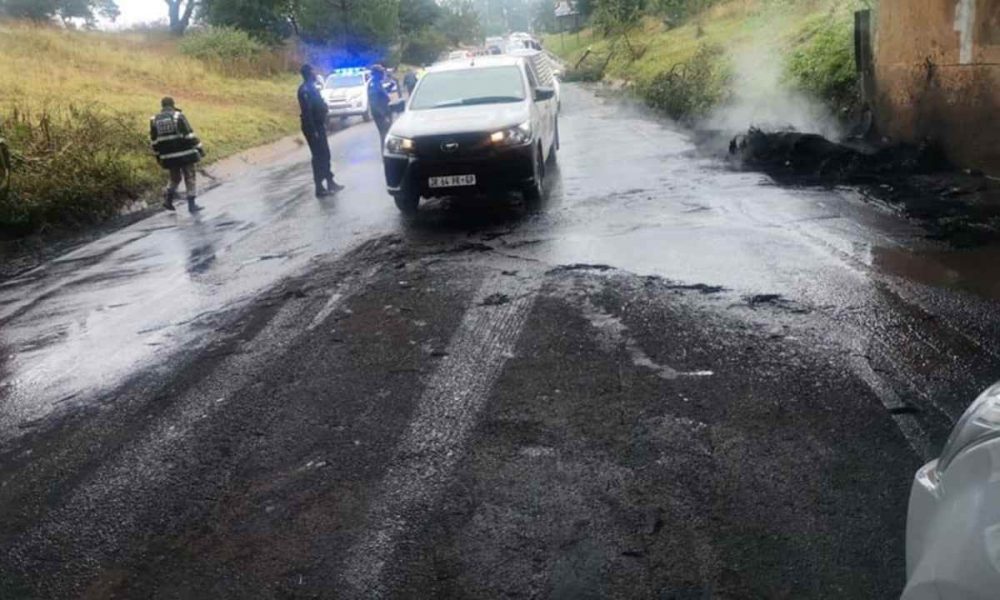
428,174,476,189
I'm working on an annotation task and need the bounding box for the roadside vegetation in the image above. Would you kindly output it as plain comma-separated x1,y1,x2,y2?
0,21,300,236
545,0,867,125
0,0,489,238
785,11,861,116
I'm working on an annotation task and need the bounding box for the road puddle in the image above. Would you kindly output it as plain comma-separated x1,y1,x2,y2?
872,244,1000,301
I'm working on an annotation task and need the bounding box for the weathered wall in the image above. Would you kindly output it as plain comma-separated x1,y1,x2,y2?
874,0,1000,174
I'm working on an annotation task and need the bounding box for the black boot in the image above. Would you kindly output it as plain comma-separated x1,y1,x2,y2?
163,190,176,211
315,182,330,198
326,177,345,193
187,196,203,212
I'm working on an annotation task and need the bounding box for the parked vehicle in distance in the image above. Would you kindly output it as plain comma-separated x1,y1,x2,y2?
506,38,543,53
484,36,505,55
322,68,371,123
381,55,559,214
903,381,1000,599
446,50,472,62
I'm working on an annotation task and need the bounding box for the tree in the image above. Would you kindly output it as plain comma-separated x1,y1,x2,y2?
594,0,644,33
165,0,197,35
594,0,645,57
200,0,295,42
0,0,119,25
399,0,439,35
438,0,480,45
297,0,399,49
531,0,557,34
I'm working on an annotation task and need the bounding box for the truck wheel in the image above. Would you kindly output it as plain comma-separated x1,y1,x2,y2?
523,146,545,208
394,192,419,215
548,122,559,165
363,110,372,123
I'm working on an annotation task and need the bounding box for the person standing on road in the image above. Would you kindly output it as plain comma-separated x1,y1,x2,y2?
150,97,204,213
298,64,344,198
368,65,393,143
403,69,418,98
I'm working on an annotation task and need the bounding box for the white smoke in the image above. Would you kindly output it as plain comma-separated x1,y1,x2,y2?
702,39,844,140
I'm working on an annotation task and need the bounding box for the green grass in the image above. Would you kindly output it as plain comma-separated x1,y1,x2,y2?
0,21,301,235
545,0,865,108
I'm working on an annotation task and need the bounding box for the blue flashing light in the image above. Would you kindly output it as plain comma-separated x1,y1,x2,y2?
329,67,369,77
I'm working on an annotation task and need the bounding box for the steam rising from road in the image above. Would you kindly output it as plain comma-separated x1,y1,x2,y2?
703,41,844,140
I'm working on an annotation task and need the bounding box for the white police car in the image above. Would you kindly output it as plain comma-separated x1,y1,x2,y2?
322,68,372,123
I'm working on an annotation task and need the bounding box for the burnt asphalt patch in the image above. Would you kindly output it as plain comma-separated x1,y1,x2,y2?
3,84,1000,599
0,242,928,598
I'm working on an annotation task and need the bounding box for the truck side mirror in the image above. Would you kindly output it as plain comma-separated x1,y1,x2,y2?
534,87,556,102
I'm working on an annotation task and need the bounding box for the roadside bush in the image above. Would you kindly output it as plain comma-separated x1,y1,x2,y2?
640,43,731,121
785,17,859,114
648,0,723,22
179,27,290,78
179,26,264,60
563,59,608,82
0,106,159,237
401,28,449,66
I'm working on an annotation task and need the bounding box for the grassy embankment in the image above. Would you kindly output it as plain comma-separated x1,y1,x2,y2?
544,0,863,122
0,22,300,236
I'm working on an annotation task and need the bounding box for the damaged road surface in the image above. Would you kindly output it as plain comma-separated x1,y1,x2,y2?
2,85,1000,599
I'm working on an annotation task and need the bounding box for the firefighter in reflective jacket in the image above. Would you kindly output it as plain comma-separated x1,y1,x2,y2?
150,97,204,212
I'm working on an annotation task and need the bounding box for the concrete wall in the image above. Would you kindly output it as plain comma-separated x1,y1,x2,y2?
874,0,1000,174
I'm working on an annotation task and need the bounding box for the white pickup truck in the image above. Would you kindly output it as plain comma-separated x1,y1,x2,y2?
321,68,372,124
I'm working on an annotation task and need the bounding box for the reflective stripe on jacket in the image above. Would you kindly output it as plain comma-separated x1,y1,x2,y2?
150,109,203,168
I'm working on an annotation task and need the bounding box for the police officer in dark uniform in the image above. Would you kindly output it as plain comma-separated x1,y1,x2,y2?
368,65,393,143
150,97,204,212
403,70,418,97
298,64,343,197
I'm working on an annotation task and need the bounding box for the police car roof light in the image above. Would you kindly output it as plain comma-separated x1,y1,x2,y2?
330,67,369,77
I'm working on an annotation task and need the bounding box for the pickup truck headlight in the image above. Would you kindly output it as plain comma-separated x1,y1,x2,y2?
489,121,532,147
938,382,1000,473
385,135,415,155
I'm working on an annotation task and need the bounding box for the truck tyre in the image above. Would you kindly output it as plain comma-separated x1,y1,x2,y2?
523,146,545,208
363,109,372,123
548,121,559,165
394,192,419,215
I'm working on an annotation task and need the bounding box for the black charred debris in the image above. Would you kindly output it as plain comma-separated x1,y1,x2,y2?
728,127,1000,247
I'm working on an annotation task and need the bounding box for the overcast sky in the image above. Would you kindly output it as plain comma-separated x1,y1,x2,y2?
111,0,168,27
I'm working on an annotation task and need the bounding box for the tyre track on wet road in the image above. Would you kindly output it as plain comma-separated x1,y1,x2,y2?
342,271,541,598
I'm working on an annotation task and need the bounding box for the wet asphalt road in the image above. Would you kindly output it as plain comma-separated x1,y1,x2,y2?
2,84,1000,599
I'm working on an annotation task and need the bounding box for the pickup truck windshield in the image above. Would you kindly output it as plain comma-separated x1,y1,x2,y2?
409,66,525,110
